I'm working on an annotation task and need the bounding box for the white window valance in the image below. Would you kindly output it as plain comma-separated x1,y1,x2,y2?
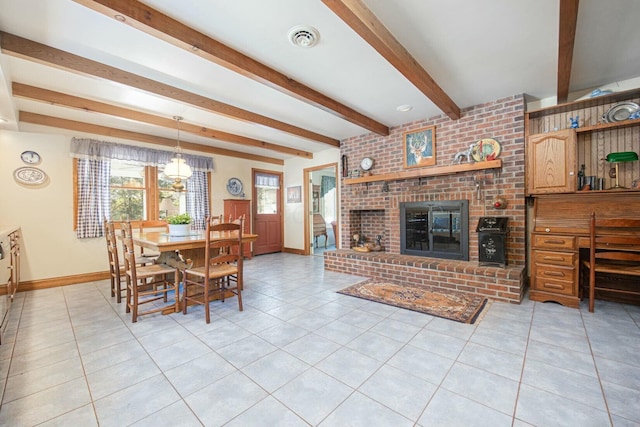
255,173,280,189
70,138,214,172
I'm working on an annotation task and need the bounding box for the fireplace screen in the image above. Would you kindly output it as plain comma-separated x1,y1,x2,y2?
400,200,469,260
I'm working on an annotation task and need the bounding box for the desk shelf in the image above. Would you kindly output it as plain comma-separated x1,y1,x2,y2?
576,118,640,134
344,159,502,185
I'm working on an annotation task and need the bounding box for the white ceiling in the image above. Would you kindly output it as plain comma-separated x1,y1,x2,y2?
0,0,638,162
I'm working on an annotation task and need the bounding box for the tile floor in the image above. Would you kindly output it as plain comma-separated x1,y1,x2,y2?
0,253,639,426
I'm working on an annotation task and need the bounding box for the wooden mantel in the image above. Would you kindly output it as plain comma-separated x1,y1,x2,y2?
343,159,502,185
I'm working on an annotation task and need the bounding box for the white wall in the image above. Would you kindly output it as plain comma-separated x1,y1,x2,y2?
282,148,340,250
0,130,103,281
0,129,282,282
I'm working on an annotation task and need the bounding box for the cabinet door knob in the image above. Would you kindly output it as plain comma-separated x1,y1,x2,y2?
545,228,550,232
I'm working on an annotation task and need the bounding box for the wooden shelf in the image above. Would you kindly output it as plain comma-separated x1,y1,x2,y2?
576,118,640,133
344,159,502,185
527,87,640,119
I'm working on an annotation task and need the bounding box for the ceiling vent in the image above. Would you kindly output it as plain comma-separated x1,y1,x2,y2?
288,25,320,48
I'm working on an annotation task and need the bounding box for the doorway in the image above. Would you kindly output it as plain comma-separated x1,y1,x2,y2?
252,169,283,255
304,163,338,256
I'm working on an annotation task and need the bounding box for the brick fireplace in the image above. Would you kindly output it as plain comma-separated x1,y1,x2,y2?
324,95,527,304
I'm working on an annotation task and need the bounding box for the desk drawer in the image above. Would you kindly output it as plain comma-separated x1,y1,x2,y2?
533,234,576,251
532,275,576,296
533,250,576,267
533,263,577,296
534,263,576,281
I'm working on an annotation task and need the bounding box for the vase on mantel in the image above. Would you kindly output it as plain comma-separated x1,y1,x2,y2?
168,224,191,236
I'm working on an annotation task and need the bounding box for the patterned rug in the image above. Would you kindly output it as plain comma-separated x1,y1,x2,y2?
337,280,489,324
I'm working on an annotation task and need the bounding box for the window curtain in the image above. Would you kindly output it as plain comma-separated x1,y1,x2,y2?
186,171,209,231
255,173,280,188
71,138,214,238
76,158,111,238
320,175,336,197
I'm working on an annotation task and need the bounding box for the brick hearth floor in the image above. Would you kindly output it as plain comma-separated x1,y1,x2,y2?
1,253,638,426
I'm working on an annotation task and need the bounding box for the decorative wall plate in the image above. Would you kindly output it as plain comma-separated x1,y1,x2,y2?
472,138,502,161
604,102,639,123
14,166,48,185
226,177,243,196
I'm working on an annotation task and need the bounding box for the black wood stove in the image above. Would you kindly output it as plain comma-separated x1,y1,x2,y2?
476,217,509,267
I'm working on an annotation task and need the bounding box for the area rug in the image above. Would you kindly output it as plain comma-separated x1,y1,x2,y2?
337,280,489,324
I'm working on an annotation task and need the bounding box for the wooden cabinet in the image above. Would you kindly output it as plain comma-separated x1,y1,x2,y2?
526,89,640,306
526,87,640,196
527,130,577,194
9,230,20,300
1,228,20,345
529,193,640,308
530,233,579,307
223,199,252,258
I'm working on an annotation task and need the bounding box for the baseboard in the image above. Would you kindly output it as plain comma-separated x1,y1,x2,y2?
283,247,305,255
18,271,110,293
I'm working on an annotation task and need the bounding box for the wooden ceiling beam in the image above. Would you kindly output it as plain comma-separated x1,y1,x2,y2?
72,0,389,136
322,0,460,120
557,0,579,103
12,82,313,159
0,31,339,147
19,111,284,165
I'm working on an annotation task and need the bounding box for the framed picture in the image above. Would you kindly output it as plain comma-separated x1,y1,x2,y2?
312,186,320,213
286,185,302,203
403,125,436,168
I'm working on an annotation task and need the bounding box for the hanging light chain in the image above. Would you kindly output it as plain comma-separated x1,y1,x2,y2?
173,115,183,155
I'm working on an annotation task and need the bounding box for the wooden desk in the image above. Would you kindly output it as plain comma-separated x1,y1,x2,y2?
530,192,640,308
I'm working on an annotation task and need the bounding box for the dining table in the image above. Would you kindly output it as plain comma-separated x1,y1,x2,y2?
133,229,258,268
131,228,258,314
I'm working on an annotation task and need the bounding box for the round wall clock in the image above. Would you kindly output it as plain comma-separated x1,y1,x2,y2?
14,166,48,185
226,177,244,196
20,150,41,164
360,157,374,171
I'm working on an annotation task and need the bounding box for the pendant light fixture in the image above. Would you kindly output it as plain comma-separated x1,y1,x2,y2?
164,116,192,191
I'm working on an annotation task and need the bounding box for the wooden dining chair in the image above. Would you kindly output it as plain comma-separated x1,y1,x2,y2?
104,219,122,301
138,220,169,258
583,212,640,312
120,222,180,322
227,214,245,288
182,216,244,323
104,219,158,303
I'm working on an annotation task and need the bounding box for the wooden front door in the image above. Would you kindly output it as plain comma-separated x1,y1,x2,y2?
252,170,283,255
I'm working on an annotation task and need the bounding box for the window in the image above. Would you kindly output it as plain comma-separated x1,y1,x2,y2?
158,164,186,219
255,172,280,215
109,160,186,221
109,160,146,221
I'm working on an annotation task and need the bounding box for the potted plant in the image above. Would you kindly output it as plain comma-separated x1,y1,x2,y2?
166,213,192,236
